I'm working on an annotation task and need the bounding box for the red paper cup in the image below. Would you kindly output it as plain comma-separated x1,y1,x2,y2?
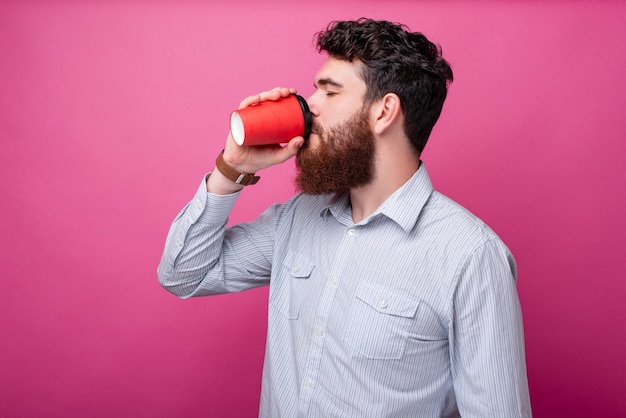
230,94,312,146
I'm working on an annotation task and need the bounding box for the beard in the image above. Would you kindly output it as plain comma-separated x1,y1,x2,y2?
295,105,375,195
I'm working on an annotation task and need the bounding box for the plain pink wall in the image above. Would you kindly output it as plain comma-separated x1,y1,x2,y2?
1,1,624,417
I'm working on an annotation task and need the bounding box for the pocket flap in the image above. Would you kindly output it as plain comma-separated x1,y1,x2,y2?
355,281,419,318
282,251,315,279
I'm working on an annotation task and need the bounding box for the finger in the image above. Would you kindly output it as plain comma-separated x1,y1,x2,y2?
262,88,288,101
273,136,305,164
238,87,298,109
265,87,298,100
238,93,262,110
269,87,293,96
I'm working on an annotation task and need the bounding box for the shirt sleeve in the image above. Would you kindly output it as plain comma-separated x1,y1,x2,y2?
157,174,276,298
450,238,532,417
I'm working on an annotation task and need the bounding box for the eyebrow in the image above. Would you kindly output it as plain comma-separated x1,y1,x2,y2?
315,78,344,89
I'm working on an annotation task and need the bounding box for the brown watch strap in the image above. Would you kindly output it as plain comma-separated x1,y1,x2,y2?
215,150,260,186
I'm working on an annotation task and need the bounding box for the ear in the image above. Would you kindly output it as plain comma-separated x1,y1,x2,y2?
372,93,402,135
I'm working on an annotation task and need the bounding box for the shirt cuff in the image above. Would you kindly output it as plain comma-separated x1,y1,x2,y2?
195,173,241,225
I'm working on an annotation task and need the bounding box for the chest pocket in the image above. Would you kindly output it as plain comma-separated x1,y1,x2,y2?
269,251,315,319
343,281,420,360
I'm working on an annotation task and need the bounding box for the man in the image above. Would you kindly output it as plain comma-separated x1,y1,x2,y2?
158,18,531,417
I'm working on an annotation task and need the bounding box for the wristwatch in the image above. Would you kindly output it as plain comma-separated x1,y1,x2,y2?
215,150,260,186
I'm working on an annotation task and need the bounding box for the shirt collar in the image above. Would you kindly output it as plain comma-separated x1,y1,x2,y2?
320,162,434,232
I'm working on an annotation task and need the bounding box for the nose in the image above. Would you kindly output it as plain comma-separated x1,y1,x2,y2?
306,91,321,117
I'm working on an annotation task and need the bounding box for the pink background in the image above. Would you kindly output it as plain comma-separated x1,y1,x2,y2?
1,1,625,417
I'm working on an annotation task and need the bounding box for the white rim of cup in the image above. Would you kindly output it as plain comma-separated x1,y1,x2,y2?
230,112,245,145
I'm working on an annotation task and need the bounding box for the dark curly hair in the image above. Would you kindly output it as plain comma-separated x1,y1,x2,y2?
315,18,453,153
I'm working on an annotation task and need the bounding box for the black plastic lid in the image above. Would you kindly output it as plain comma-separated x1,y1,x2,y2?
295,94,312,141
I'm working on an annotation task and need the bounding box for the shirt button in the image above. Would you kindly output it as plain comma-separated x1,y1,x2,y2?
176,239,183,247
195,199,203,209
305,378,313,388
331,277,338,286
292,266,300,274
348,228,356,236
316,328,324,337
379,299,389,309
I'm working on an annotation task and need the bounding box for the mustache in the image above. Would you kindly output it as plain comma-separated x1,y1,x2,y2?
300,122,324,153
311,122,324,135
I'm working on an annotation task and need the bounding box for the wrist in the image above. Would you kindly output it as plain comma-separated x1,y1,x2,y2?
214,150,260,186
206,168,245,195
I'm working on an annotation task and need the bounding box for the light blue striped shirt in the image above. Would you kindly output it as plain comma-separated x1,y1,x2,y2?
158,164,531,417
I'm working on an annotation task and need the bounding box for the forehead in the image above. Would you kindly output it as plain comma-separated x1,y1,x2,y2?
314,56,366,91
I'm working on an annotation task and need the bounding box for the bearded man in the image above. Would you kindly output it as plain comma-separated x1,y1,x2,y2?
158,18,532,418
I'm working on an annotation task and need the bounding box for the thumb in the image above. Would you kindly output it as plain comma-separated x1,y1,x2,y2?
273,136,305,164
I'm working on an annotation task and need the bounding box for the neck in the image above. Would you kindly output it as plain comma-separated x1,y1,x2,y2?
349,142,420,224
